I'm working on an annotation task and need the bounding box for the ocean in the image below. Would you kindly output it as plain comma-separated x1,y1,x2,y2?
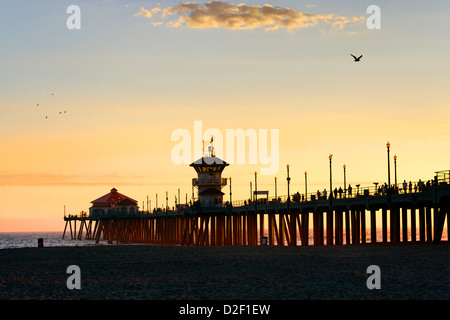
0,232,109,249
1,228,446,249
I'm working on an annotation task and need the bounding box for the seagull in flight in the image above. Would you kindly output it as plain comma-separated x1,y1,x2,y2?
351,54,363,62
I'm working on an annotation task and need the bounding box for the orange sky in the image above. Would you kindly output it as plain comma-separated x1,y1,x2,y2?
1,1,449,231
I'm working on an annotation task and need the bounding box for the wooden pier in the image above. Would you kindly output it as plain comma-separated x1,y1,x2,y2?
63,183,450,247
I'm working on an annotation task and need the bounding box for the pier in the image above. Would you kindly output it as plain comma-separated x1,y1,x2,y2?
63,175,450,247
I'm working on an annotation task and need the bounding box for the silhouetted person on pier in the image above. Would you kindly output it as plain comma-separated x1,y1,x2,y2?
323,189,327,199
338,187,343,198
403,180,407,193
317,190,321,200
348,185,352,197
418,179,424,192
409,181,412,193
334,188,338,199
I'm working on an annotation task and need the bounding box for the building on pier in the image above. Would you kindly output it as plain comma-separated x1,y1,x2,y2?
89,188,139,217
190,138,229,207
191,156,228,207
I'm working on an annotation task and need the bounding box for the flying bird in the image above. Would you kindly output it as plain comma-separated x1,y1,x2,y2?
51,93,54,95
351,54,363,62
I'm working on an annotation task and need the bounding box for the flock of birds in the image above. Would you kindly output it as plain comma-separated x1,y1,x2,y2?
36,92,68,119
34,54,362,119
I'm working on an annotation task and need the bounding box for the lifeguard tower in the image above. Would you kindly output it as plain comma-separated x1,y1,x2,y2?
190,137,228,207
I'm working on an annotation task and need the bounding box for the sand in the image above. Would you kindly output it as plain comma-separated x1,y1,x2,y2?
0,243,448,300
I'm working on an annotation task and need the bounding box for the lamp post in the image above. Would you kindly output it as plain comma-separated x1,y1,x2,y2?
178,188,180,208
275,177,278,202
329,154,333,199
166,191,168,211
394,154,398,186
286,164,291,202
229,177,232,205
156,193,158,211
343,164,347,198
254,171,258,204
304,171,308,201
387,141,391,188
250,181,252,202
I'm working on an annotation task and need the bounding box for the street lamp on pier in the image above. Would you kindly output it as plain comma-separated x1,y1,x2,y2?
329,154,333,199
343,164,347,198
394,154,398,186
387,141,391,188
275,177,278,202
304,171,308,201
287,164,291,202
254,171,258,206
229,177,232,205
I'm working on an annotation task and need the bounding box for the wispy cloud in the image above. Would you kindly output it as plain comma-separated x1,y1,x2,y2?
135,1,365,31
134,6,162,18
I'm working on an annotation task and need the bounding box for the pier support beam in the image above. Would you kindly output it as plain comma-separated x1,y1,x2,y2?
361,210,366,244
326,210,333,246
410,208,416,242
382,208,388,243
426,206,432,243
419,207,426,242
370,209,376,244
402,207,408,242
345,211,350,245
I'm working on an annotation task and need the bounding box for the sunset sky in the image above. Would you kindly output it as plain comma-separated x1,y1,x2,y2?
1,0,449,231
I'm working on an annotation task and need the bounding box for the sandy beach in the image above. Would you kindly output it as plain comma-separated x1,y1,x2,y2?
0,243,448,300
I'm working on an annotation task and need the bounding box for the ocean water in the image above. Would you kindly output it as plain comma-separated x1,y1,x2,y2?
1,228,446,249
0,232,108,249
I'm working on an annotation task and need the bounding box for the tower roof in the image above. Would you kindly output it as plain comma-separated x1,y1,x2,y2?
91,188,137,205
190,156,229,167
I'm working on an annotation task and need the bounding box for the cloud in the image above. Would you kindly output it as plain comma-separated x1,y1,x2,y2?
137,1,365,31
134,7,153,18
134,6,162,18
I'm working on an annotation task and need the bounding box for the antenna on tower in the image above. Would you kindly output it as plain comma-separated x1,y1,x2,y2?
202,139,206,157
209,135,215,157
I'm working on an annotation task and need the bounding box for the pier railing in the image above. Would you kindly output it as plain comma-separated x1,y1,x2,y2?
231,178,447,208
63,176,449,220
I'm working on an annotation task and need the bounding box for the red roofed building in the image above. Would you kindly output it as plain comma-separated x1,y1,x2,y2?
89,188,139,217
